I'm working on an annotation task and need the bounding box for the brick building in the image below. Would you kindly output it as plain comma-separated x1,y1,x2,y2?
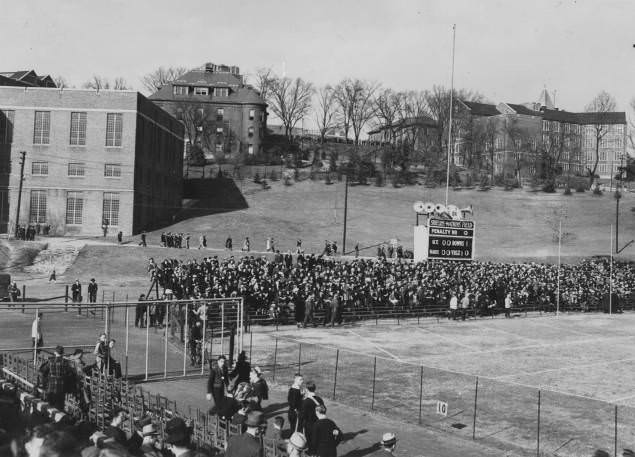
149,63,267,160
0,86,184,236
455,92,627,181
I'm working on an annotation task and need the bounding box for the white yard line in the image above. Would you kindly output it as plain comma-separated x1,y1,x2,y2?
345,329,403,361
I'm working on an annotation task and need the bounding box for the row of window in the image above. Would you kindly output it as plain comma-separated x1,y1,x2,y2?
174,86,230,97
0,110,123,146
31,162,121,177
29,190,120,226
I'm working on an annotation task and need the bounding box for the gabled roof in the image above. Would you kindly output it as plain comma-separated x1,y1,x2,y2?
461,101,499,117
0,70,56,88
543,109,626,125
0,70,32,80
506,103,542,116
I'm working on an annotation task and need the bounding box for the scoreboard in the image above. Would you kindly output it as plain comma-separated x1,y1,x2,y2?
414,218,475,261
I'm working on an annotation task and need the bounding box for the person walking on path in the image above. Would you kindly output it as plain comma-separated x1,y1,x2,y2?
139,231,147,247
226,237,233,251
242,237,250,252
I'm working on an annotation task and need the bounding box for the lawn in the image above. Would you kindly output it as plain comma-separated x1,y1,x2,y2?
143,179,635,261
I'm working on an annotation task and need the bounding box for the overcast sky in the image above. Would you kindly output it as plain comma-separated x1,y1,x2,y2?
2,0,634,114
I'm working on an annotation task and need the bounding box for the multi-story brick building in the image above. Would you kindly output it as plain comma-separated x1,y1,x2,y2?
0,86,184,236
149,63,267,160
455,93,627,181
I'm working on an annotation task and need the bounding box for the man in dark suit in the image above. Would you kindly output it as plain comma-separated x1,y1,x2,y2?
206,355,229,413
299,380,324,450
311,405,342,457
71,279,82,303
87,278,98,303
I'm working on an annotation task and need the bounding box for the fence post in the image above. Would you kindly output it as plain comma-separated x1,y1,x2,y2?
145,309,150,381
183,302,188,377
418,365,423,424
164,303,169,379
249,331,253,363
298,343,302,375
536,390,541,457
272,338,278,382
371,356,377,410
125,305,129,380
472,376,479,440
65,285,69,304
615,405,618,457
332,349,339,401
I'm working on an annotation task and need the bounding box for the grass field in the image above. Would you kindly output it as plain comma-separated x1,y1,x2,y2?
246,313,635,457
3,305,635,456
144,179,635,260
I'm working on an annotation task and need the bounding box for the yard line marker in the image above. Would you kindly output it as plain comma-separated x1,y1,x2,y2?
345,329,403,361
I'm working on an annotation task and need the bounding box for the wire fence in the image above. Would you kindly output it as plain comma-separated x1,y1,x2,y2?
242,334,635,457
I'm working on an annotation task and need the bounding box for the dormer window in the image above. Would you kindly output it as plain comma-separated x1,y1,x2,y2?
194,87,209,96
214,87,229,97
173,86,188,96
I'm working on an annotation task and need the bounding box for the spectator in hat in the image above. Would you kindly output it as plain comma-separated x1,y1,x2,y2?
88,279,98,304
38,345,74,410
163,417,206,457
139,423,160,457
287,374,304,433
230,351,252,388
71,279,82,303
31,312,44,355
368,433,397,457
286,432,308,457
249,367,268,408
311,405,342,457
299,381,324,450
225,411,266,457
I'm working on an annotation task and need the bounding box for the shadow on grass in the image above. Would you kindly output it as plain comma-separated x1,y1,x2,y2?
341,442,381,457
176,177,248,222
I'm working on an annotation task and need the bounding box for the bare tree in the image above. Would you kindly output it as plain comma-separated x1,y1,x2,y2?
267,75,314,140
82,76,129,90
314,85,337,144
254,67,276,101
373,89,403,145
141,66,188,94
585,90,617,186
471,117,498,183
345,79,380,145
53,75,69,89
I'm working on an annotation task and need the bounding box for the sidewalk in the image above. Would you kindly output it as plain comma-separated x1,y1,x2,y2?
142,378,526,457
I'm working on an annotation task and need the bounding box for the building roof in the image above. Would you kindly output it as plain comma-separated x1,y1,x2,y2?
543,109,626,125
537,88,555,110
506,103,542,116
461,101,499,117
149,66,265,106
0,70,56,88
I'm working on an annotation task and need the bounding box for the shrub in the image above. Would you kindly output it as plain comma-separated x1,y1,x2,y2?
253,172,261,184
284,175,293,186
564,186,572,195
576,185,586,193
375,173,385,187
593,186,603,196
294,168,300,181
325,173,332,185
270,171,279,181
542,180,556,193
391,173,400,188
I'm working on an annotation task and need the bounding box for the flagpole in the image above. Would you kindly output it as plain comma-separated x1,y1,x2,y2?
610,225,613,315
445,24,456,207
556,219,561,316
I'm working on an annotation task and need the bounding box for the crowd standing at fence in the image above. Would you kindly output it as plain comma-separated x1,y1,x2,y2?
149,254,634,325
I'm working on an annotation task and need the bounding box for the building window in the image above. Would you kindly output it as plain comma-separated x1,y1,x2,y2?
216,108,224,121
105,113,123,147
33,111,51,145
102,192,120,226
0,110,15,144
216,127,223,134
248,144,254,155
29,190,47,224
104,163,121,177
213,87,229,97
249,109,255,121
32,161,48,176
248,126,254,137
69,112,87,145
173,86,188,96
194,87,209,96
66,191,83,225
68,162,85,177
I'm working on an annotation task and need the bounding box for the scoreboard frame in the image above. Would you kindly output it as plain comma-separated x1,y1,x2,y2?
413,218,475,261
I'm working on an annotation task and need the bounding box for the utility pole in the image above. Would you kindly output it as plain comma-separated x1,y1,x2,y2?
615,189,620,253
342,174,349,255
14,151,26,237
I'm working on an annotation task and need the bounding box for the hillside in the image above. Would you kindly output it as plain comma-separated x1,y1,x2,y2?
143,179,635,261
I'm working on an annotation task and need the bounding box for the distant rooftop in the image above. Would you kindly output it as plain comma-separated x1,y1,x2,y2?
0,70,56,88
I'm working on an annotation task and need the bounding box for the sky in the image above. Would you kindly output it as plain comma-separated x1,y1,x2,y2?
2,0,635,117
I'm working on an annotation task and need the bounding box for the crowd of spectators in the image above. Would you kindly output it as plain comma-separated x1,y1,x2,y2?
148,254,635,323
